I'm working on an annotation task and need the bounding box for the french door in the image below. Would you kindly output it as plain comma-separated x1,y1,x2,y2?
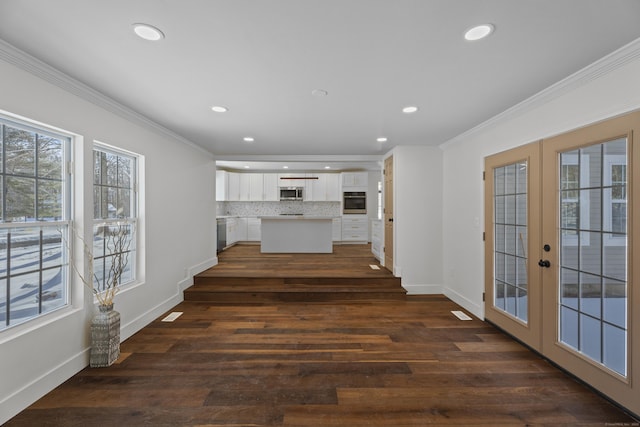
485,111,640,415
484,141,542,350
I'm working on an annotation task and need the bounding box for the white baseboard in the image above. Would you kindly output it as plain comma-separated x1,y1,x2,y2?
402,283,443,294
444,287,484,320
120,293,183,341
0,348,89,425
122,256,217,340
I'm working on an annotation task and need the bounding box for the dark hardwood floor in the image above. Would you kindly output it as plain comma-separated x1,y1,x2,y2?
6,245,638,426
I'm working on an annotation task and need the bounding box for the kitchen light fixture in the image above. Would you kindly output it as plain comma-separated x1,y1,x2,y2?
464,24,494,41
211,106,228,113
243,137,255,142
402,106,418,114
132,23,165,41
377,137,388,143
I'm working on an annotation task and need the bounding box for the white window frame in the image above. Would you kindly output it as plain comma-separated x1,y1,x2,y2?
0,115,71,332
92,142,139,292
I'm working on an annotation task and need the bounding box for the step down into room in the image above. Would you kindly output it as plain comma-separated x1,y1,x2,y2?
184,244,405,303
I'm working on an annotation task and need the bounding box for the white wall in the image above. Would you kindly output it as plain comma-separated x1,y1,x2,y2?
441,40,640,319
0,53,217,423
388,146,443,293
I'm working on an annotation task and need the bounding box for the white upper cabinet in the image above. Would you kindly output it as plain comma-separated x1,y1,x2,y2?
227,172,241,201
238,173,251,201
249,173,264,201
341,172,368,188
263,173,279,201
305,173,341,201
278,173,306,188
325,173,341,201
216,170,228,201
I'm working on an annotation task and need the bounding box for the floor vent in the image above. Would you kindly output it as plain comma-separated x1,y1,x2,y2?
451,310,472,321
161,312,183,322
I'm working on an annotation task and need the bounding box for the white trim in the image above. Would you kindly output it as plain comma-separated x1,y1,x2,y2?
120,255,218,340
0,340,88,425
402,283,443,295
0,39,212,158
440,37,640,150
444,287,484,320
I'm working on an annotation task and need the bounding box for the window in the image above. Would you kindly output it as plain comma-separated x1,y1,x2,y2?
93,145,138,293
1,117,70,331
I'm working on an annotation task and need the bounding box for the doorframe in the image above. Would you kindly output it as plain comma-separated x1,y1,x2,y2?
539,111,640,415
484,140,543,351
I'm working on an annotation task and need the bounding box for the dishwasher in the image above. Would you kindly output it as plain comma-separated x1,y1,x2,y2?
216,218,227,253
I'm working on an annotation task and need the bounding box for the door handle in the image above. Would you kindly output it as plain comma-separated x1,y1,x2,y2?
388,218,394,222
538,259,551,268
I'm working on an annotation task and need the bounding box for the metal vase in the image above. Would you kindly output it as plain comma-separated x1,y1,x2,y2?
90,303,121,367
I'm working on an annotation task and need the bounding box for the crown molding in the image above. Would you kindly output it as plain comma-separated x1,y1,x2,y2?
440,36,640,149
0,38,212,157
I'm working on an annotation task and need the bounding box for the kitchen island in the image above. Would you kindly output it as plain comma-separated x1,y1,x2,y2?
260,216,334,253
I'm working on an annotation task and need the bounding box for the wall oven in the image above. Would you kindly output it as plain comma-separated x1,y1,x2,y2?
280,187,304,201
343,191,366,214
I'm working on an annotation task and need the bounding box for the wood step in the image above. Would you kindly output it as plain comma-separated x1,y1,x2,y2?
193,276,402,287
185,244,405,303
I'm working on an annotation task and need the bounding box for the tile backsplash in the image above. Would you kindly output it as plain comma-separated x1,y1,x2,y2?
218,201,340,217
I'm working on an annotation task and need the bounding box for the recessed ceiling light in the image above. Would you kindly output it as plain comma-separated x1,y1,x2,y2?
244,165,250,169
402,106,418,114
211,106,228,113
132,23,165,41
324,166,331,169
312,89,328,97
282,166,289,169
464,24,495,41
377,137,388,143
243,137,255,142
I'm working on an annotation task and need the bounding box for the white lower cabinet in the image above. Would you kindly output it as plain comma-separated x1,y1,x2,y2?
341,215,368,242
236,217,248,241
247,218,261,241
226,218,237,246
332,218,342,241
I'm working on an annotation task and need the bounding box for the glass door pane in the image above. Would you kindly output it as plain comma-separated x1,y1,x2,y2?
558,137,627,376
493,161,528,323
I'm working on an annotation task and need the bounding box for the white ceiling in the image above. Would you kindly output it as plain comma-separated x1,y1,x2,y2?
1,1,640,171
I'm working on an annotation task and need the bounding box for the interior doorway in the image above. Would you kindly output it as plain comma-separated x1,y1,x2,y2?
384,155,394,273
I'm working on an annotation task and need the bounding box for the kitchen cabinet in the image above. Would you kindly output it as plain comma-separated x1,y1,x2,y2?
216,170,228,201
247,217,261,241
238,174,251,201
249,174,263,201
236,217,248,241
332,217,342,241
227,172,241,201
326,173,341,201
226,217,237,245
341,215,368,242
305,173,341,201
263,174,279,201
341,172,368,188
278,173,307,188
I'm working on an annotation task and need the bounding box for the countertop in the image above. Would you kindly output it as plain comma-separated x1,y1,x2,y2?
259,215,337,220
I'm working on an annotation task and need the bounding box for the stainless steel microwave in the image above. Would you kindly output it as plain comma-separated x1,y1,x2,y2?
343,191,366,214
280,187,304,201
